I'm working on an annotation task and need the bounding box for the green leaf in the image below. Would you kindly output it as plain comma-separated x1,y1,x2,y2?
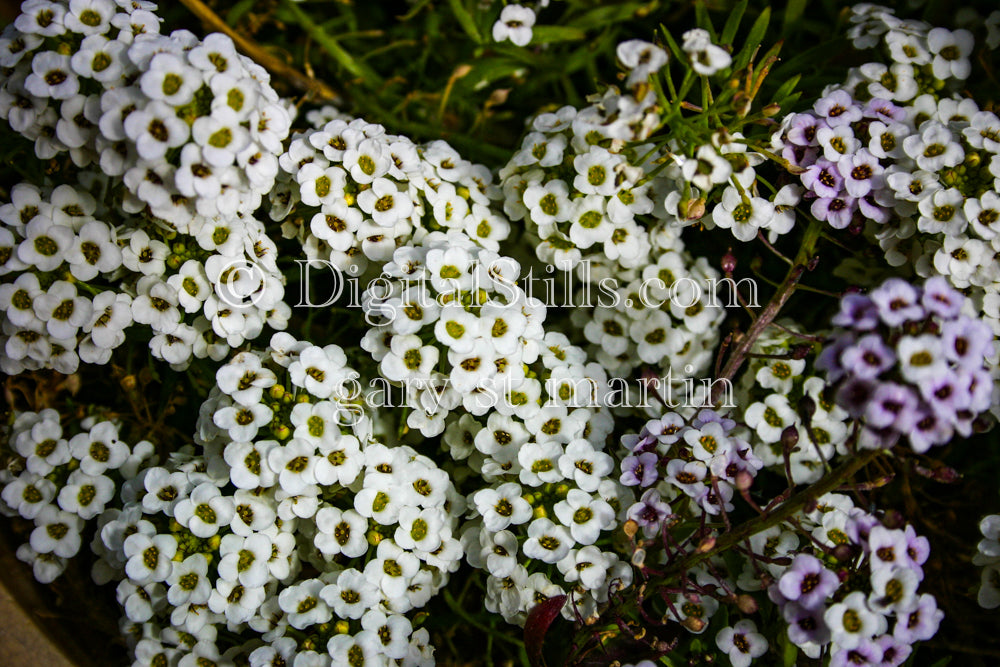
733,7,771,71
530,25,587,45
694,1,716,40
771,73,801,103
447,0,483,44
721,0,748,45
455,58,527,93
572,3,647,30
660,24,685,63
782,0,808,36
225,0,256,26
782,634,798,667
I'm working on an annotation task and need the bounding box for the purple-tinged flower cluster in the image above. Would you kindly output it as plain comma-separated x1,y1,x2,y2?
778,91,903,230
817,276,994,452
770,512,940,666
620,409,763,534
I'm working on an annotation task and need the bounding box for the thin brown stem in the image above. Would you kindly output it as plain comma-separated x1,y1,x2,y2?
177,0,338,101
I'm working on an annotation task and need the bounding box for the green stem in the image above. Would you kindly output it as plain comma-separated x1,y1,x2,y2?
651,448,882,581
282,0,383,85
443,590,525,647
711,218,823,404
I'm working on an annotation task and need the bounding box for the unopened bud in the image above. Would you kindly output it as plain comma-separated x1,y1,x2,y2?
798,395,817,421
685,198,706,220
791,344,812,360
832,544,854,563
682,616,706,633
721,250,737,274
781,425,799,452
120,374,137,391
881,510,904,529
762,103,781,117
736,594,759,614
696,536,717,553
268,385,285,400
735,470,754,491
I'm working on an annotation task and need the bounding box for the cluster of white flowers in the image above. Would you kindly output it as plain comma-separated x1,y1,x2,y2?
735,323,852,484
497,86,662,273
498,59,725,383
360,230,547,437
457,363,632,625
568,222,724,382
0,1,292,370
0,409,154,583
269,114,508,277
0,179,289,372
766,493,941,666
0,0,291,227
776,7,1000,300
974,514,1000,609
79,333,460,666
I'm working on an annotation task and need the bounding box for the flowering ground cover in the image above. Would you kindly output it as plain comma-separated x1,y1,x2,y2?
1,0,1000,665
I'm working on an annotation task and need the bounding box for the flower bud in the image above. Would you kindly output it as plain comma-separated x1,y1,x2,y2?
781,425,799,452
832,544,854,563
696,535,716,553
797,395,817,422
721,249,737,274
736,594,759,614
682,616,706,633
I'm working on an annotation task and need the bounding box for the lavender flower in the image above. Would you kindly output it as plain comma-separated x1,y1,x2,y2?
620,451,659,487
626,489,672,539
778,554,840,609
819,277,994,452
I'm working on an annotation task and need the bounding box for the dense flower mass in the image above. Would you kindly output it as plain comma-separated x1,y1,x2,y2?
1,1,999,666
818,276,994,452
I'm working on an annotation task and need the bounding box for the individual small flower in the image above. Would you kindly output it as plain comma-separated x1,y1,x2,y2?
712,188,775,242
553,489,615,545
492,4,535,47
173,482,235,538
523,517,573,564
926,27,974,80
902,121,963,171
123,532,177,584
778,554,840,609
617,39,669,82
893,594,943,643
715,620,768,667
620,451,659,487
626,489,672,539
682,29,732,76
824,591,887,650
473,483,533,532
